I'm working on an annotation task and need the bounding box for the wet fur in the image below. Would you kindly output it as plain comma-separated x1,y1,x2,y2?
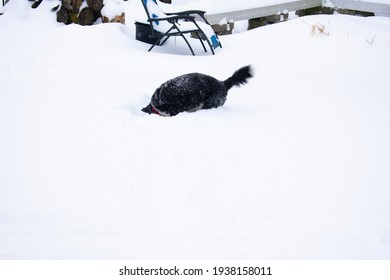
142,65,254,116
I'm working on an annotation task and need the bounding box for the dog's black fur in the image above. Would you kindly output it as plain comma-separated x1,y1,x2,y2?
142,65,254,116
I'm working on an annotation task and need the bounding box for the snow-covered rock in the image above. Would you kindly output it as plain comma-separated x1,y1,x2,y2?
101,0,125,24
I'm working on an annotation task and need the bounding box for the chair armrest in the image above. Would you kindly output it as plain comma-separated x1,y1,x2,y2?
166,10,210,24
148,14,196,24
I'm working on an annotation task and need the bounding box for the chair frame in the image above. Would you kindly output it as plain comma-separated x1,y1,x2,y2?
140,0,221,55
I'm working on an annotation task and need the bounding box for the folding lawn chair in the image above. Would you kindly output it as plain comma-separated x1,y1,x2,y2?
136,0,221,55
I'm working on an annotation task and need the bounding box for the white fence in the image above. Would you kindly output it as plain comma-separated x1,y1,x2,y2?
205,0,322,24
331,0,390,16
205,0,390,24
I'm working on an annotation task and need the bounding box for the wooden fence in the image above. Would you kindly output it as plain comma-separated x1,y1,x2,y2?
205,0,390,24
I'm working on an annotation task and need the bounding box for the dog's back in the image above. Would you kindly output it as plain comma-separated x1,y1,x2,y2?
151,73,225,115
142,65,254,116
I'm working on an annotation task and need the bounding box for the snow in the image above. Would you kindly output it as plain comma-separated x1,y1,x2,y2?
1,0,390,259
101,0,125,20
363,0,390,4
323,0,336,8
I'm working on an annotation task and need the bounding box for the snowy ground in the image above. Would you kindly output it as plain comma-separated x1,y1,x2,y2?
1,0,390,259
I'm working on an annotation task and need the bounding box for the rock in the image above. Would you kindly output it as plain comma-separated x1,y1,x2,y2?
87,0,103,12
102,13,125,24
79,7,95,26
57,5,71,24
101,0,125,24
211,21,234,35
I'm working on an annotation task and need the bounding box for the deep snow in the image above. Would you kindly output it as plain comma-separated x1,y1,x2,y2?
0,0,390,259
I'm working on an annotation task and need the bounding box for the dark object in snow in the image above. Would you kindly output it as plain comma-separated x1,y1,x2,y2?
56,0,102,25
31,0,43,9
79,7,94,26
57,5,71,24
51,5,60,12
142,65,254,117
87,0,104,13
135,22,162,45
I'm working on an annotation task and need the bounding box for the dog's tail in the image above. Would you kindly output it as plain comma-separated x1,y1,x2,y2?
223,65,254,90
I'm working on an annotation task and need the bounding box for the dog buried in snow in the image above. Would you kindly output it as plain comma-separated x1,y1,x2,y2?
142,65,254,116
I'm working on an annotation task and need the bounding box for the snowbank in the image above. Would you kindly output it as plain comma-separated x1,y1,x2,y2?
0,0,390,259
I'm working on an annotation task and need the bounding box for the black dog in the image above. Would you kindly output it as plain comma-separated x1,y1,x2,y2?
142,65,254,116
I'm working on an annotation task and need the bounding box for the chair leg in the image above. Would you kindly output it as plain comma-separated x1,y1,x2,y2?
149,27,175,52
148,38,161,52
179,33,195,56
216,34,222,48
203,36,215,55
160,35,170,46
193,28,215,55
195,32,207,53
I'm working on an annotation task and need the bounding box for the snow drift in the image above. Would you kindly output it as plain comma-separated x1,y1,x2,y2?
0,0,390,259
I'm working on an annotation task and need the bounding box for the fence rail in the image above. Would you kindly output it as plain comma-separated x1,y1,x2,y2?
205,0,390,24
206,0,322,24
331,0,390,16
